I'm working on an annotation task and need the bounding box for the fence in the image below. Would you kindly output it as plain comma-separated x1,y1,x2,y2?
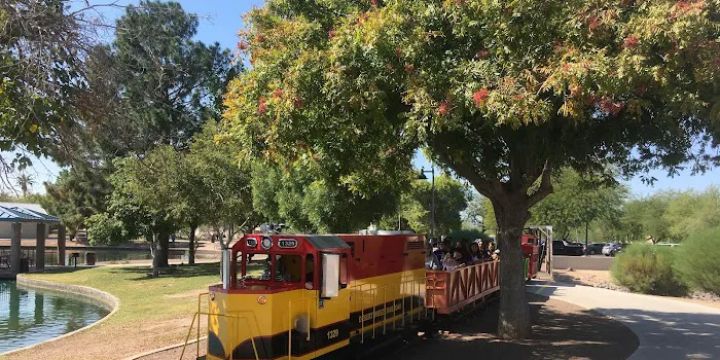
425,260,500,314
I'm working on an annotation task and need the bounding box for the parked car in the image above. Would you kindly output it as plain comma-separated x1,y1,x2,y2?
552,240,585,256
585,243,607,255
602,243,623,256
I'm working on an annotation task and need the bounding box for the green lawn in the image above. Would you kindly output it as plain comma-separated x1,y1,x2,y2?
26,263,220,324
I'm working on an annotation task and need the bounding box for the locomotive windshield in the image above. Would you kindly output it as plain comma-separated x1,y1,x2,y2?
240,253,305,284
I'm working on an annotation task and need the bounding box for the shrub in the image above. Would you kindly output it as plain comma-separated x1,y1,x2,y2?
674,226,720,296
611,244,687,296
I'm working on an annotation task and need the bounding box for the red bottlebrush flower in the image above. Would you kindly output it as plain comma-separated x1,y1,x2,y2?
437,101,450,116
370,0,379,6
272,88,284,98
255,34,266,43
676,0,692,11
587,16,601,31
404,63,415,74
328,29,336,39
623,35,639,49
475,49,490,60
237,40,248,50
293,97,304,109
598,97,625,116
257,97,268,115
472,88,490,107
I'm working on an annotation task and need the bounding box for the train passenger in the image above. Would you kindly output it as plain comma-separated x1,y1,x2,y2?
429,241,448,270
442,250,465,271
454,240,471,263
488,242,499,260
480,240,492,261
469,242,483,264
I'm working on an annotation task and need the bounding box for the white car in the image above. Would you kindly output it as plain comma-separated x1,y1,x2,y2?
602,243,622,256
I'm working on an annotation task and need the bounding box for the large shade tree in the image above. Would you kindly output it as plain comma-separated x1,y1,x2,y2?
223,0,720,338
76,0,237,158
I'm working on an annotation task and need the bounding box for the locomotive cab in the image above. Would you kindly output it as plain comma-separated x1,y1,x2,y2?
207,234,352,360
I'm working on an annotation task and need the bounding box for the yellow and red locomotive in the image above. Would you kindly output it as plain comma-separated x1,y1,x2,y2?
206,233,427,360
201,232,539,360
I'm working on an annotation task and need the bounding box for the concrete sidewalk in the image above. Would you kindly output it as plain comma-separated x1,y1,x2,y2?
528,282,720,360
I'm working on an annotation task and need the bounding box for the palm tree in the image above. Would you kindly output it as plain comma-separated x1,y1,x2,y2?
16,174,34,198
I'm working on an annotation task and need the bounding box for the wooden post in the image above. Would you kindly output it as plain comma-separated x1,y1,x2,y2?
58,226,66,266
36,223,46,271
10,222,22,274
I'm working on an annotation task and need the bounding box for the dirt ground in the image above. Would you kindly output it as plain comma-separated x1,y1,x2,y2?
553,270,625,291
139,293,638,360
4,317,202,360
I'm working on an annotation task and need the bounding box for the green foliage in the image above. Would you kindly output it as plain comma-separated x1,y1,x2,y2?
622,195,672,242
448,227,492,243
674,227,720,296
42,165,112,236
187,121,257,238
482,197,497,232
391,175,469,235
463,192,485,228
612,244,687,296
530,168,627,239
615,187,720,243
0,0,87,163
76,0,238,159
106,146,184,238
86,213,130,246
663,188,720,241
251,161,399,233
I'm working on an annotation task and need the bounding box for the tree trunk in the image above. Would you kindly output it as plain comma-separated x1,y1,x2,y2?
157,230,170,268
495,201,531,339
188,224,197,265
148,233,159,277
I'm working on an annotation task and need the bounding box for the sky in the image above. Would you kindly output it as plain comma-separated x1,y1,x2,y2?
6,0,720,197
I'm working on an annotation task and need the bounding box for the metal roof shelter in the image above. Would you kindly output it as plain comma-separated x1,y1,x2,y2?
0,205,59,223
0,203,64,278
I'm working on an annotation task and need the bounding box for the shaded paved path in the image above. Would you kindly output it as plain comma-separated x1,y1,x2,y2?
529,282,720,360
375,293,637,360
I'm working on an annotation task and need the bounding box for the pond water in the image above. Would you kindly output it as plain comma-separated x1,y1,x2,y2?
0,280,110,353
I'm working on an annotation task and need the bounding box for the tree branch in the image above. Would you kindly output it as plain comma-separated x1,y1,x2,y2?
527,160,553,208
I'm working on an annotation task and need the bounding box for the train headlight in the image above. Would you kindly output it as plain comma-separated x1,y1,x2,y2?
261,236,273,250
257,295,268,305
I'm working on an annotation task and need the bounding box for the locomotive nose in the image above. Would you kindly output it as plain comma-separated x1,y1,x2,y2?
206,289,314,360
